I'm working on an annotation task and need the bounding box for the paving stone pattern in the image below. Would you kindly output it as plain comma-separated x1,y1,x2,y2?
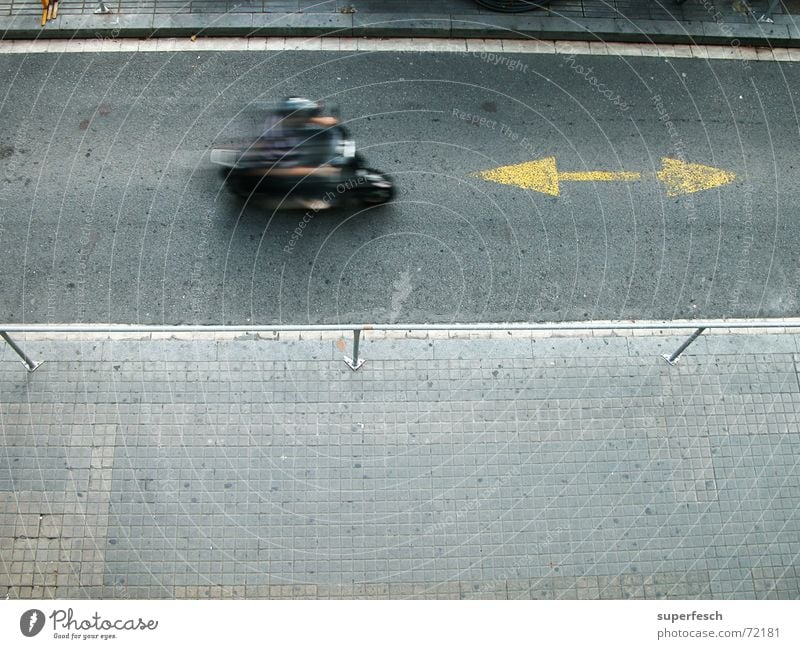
1,0,791,21
1,333,799,598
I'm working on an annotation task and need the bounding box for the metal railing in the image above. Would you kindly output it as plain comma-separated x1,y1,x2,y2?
2,319,799,373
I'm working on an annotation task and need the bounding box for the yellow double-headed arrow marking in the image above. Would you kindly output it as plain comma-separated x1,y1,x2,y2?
477,157,735,197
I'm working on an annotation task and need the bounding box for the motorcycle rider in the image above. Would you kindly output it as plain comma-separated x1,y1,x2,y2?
249,98,340,168
239,97,343,203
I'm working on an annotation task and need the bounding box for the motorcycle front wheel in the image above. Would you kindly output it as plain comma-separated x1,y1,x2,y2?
358,169,395,205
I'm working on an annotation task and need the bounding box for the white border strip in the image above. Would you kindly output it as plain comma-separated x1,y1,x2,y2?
2,319,800,342
3,318,800,332
0,37,797,61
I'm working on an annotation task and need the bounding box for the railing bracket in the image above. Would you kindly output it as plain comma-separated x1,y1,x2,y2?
662,327,706,366
1,332,42,373
343,329,365,370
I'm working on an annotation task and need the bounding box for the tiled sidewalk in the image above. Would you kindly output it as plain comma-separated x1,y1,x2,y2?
1,330,799,599
0,0,793,21
2,0,798,45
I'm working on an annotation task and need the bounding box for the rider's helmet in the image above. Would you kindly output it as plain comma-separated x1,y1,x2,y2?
277,97,323,119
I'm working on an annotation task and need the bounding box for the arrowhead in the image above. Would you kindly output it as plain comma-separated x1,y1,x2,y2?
476,157,560,196
657,158,736,196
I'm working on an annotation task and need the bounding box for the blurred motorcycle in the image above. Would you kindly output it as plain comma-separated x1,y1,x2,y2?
211,98,395,210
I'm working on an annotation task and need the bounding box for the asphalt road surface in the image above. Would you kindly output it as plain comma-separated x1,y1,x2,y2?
1,49,799,325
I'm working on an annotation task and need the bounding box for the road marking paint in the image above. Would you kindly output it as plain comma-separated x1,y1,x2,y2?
478,158,562,195
559,170,641,182
657,157,737,197
478,157,642,196
477,157,735,197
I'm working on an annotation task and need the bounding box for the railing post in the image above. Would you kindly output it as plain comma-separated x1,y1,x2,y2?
94,0,112,14
1,332,42,372
661,327,706,366
343,328,364,370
